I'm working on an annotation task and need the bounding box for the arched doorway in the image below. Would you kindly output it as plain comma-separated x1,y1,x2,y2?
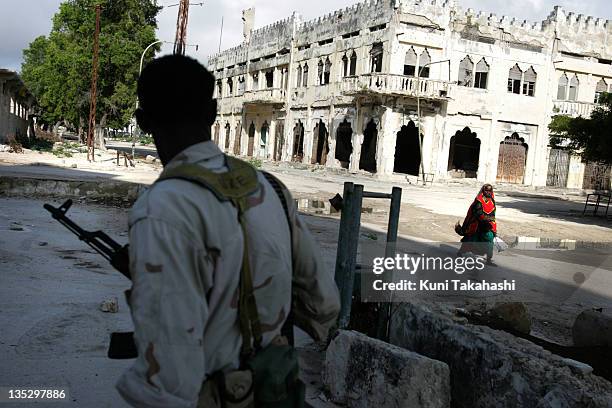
497,133,528,184
224,123,231,150
233,121,242,155
292,121,305,162
394,121,421,175
359,119,378,173
260,121,269,157
448,127,480,178
311,120,329,165
274,120,284,162
335,119,353,169
247,122,255,157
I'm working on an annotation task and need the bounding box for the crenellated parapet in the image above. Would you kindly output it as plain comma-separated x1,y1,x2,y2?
545,6,612,59
296,0,394,45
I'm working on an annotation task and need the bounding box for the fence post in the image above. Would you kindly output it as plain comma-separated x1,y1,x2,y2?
376,186,402,340
334,182,363,328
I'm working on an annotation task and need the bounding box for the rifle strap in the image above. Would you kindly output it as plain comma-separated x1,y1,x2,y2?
157,155,263,358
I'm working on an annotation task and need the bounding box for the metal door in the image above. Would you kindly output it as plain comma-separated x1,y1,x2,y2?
583,162,611,190
496,135,527,184
546,148,569,187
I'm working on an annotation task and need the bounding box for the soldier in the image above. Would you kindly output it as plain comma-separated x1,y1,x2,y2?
116,55,340,407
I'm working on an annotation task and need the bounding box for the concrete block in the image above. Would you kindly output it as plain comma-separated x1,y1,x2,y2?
489,301,532,335
323,330,450,408
389,302,612,408
573,309,612,347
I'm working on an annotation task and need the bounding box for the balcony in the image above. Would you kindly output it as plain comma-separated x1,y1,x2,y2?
552,100,599,118
339,73,451,101
242,88,286,105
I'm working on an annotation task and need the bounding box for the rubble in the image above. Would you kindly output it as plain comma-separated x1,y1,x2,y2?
323,330,450,408
488,301,532,335
573,309,612,347
390,302,612,408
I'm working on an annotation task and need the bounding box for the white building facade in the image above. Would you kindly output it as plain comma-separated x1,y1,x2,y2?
207,0,612,189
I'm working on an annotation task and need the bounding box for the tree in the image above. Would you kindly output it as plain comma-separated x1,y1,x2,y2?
549,93,612,164
21,0,161,140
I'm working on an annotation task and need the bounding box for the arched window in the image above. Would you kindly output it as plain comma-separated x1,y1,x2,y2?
227,77,233,96
317,59,324,85
522,67,537,96
418,49,431,78
324,57,332,84
302,63,309,87
557,73,568,100
342,54,349,77
404,47,417,76
474,58,489,89
458,56,474,87
252,72,259,91
349,51,357,76
296,65,302,88
507,64,522,94
237,76,245,94
216,79,223,97
568,74,579,101
595,78,608,103
370,43,383,73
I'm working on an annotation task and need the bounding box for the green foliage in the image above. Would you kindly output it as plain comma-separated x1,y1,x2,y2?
21,0,161,130
549,93,612,164
247,158,263,168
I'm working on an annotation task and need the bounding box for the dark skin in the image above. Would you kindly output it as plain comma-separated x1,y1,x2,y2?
135,99,218,166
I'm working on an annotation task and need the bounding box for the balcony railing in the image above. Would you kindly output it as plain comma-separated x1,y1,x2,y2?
552,100,599,118
339,73,451,100
242,88,286,104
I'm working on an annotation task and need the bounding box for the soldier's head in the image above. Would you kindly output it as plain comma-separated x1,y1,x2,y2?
136,54,217,165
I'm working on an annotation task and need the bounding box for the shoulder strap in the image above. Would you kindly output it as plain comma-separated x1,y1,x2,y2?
156,155,263,358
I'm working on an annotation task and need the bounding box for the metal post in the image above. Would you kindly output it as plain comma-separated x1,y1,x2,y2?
334,182,364,328
86,4,101,162
376,186,402,340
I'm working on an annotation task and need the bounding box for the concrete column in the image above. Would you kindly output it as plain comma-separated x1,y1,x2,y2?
351,99,364,171
304,106,313,164
378,104,396,176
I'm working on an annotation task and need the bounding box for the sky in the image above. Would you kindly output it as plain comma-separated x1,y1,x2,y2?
1,0,611,73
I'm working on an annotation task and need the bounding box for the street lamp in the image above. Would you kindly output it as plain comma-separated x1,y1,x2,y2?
415,59,451,185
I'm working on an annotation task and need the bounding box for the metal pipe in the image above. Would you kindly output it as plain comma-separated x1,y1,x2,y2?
363,191,392,199
376,186,402,340
416,59,451,185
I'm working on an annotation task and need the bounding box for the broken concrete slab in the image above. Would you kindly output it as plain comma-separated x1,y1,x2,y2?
323,330,450,408
573,309,612,347
389,302,612,408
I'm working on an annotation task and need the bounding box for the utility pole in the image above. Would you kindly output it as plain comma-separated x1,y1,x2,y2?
87,4,101,162
174,0,190,55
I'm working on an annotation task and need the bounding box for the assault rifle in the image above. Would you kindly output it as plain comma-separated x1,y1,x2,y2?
44,199,130,279
44,199,136,359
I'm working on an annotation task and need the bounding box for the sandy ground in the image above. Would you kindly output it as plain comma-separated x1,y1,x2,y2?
1,146,612,405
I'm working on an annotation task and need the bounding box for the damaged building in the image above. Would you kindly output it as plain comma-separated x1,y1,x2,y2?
0,69,35,144
207,0,612,189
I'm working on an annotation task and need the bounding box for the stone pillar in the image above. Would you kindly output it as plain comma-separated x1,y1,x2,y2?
378,104,396,176
351,99,364,171
303,106,313,164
